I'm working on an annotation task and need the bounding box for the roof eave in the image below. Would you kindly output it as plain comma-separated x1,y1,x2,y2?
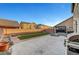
72,3,75,13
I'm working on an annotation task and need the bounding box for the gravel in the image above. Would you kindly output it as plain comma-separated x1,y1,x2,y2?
10,35,67,55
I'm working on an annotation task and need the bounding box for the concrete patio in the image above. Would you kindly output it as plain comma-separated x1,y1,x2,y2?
10,34,67,55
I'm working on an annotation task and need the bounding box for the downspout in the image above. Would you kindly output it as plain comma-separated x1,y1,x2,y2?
76,20,77,33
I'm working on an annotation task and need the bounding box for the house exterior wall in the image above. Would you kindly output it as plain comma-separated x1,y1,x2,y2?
0,28,4,35
73,3,79,33
0,19,20,38
30,23,37,29
20,22,37,29
20,23,31,29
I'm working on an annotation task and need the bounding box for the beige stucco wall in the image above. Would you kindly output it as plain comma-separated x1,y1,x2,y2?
73,3,79,33
20,23,31,29
20,23,37,29
30,23,37,29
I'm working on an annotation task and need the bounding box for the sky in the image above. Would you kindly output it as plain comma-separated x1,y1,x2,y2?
0,3,73,26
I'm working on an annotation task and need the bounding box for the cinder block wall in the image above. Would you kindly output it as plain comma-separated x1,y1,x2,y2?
3,29,44,35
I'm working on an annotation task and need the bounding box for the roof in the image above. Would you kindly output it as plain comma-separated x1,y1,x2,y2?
72,3,78,13
54,17,73,27
38,24,45,26
20,21,30,24
0,19,19,28
38,24,49,27
72,3,75,13
20,22,37,25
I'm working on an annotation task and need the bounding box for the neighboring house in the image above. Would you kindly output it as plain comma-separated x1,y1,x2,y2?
0,20,47,36
37,24,49,30
20,22,37,29
0,19,19,37
20,22,31,29
0,19,19,29
30,22,37,29
53,17,74,33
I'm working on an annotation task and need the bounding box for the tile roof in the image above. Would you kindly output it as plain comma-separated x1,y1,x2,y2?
0,19,19,28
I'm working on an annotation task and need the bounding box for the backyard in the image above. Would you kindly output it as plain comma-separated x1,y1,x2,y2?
11,34,67,55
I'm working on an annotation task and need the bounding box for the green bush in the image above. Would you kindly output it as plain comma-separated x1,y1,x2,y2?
17,32,48,40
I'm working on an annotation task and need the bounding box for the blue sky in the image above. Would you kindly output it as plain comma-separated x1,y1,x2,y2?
0,3,73,26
